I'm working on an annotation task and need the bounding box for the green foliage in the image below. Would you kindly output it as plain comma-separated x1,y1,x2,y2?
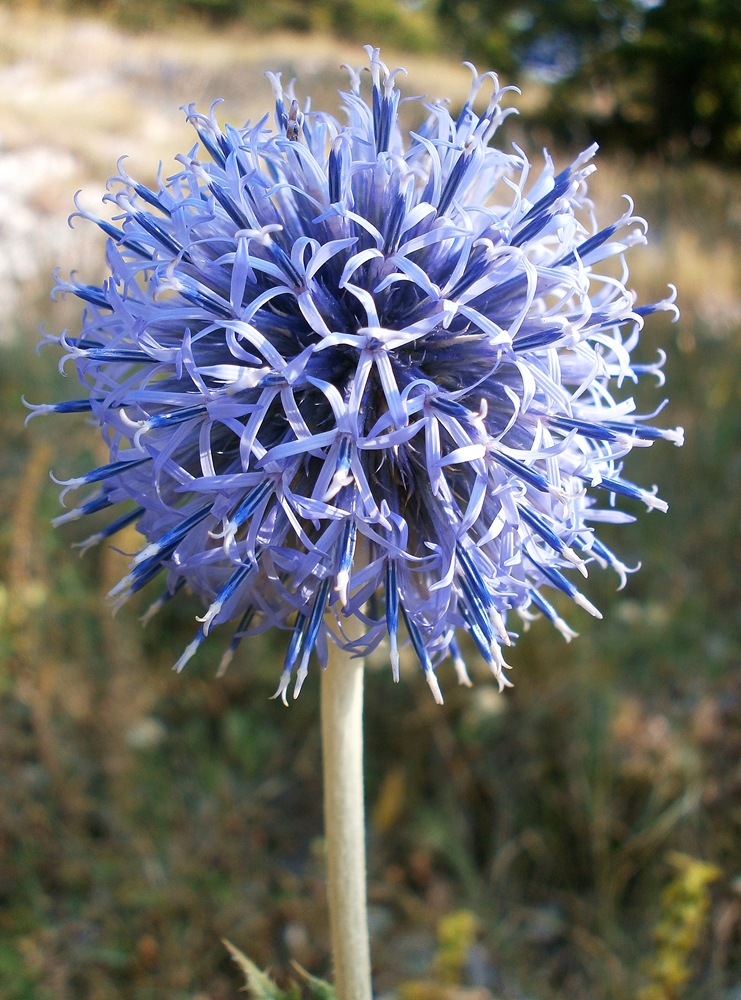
636,854,721,1000
68,0,439,51
437,0,741,163
224,940,335,1000
17,0,740,162
398,909,482,1000
434,910,478,984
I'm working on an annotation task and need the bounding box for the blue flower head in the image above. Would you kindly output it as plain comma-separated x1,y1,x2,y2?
32,48,682,703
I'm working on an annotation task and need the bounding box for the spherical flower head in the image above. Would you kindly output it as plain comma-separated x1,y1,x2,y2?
32,47,682,703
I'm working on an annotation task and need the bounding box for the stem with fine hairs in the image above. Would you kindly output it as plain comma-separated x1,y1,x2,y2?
320,641,372,1000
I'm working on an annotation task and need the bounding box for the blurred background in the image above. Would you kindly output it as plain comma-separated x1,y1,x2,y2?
1,1,740,998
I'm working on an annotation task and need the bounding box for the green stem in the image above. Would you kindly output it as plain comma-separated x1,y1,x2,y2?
320,642,372,1000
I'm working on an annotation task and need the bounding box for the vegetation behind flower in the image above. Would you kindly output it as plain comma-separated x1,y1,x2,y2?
1,9,740,1000
8,0,740,165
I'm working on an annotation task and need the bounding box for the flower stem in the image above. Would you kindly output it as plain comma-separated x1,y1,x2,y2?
320,642,372,1000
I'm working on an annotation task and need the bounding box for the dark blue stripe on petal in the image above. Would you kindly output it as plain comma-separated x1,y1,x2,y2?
145,405,208,430
302,577,331,661
556,225,616,267
75,456,151,486
338,518,357,577
133,183,172,217
529,559,578,600
493,451,551,493
456,545,494,609
518,504,566,553
458,599,494,665
602,421,670,441
49,399,100,414
210,182,250,228
229,480,274,531
459,577,494,643
513,327,565,352
517,170,572,226
133,213,184,256
385,560,399,638
149,504,212,555
399,601,433,674
73,285,110,309
196,127,227,168
585,475,650,503
283,612,309,676
83,349,161,364
550,415,618,442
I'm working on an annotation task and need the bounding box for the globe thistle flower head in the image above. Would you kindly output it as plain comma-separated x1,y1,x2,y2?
32,47,682,703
